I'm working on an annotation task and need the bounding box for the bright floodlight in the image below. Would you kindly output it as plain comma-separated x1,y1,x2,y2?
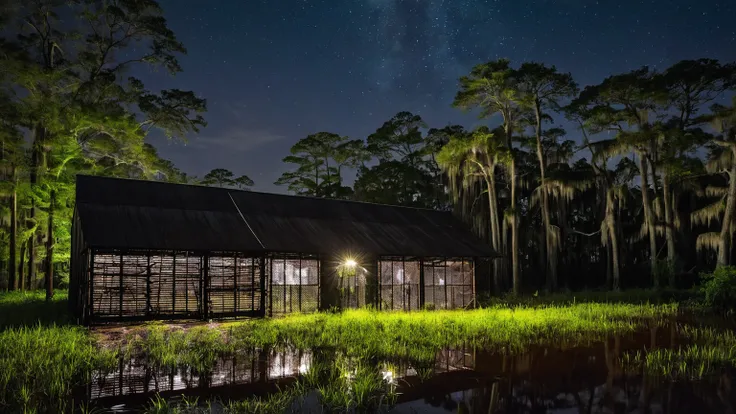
344,258,357,268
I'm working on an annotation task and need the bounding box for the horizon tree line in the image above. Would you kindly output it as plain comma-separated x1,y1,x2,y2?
0,1,734,296
275,58,736,294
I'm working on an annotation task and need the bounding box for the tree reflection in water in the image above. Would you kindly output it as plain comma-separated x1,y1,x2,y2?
82,331,736,413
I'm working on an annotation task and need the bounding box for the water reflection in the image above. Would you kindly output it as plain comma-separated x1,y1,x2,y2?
88,348,311,408
393,373,735,413
83,329,736,413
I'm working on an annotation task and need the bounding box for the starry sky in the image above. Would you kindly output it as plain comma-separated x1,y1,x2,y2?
142,0,736,193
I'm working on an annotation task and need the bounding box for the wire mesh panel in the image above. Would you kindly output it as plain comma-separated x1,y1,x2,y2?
378,258,420,311
423,259,474,309
435,347,475,373
148,253,175,315
91,251,206,321
268,255,319,315
91,253,148,319
339,267,367,309
90,353,263,401
208,255,262,316
172,253,202,315
267,348,312,380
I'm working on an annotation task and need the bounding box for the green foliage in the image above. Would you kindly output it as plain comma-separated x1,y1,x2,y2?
0,324,115,412
0,290,71,328
699,266,736,310
354,111,447,208
218,304,677,357
0,0,208,294
201,168,235,187
479,288,696,308
621,325,736,381
122,323,231,371
275,132,366,198
199,168,254,189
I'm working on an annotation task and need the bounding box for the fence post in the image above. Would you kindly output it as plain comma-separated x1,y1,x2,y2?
88,249,95,325
419,259,425,309
202,253,209,320
234,254,239,314
119,252,124,318
172,252,177,314
146,253,152,317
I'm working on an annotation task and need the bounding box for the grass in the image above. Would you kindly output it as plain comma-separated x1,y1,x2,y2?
108,303,677,372
0,289,726,413
621,325,736,381
225,304,676,355
479,288,699,307
121,323,230,371
0,290,72,328
142,388,301,414
139,353,400,413
0,325,116,413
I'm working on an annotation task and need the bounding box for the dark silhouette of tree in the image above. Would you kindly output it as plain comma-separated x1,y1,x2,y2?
201,168,235,187
276,132,364,198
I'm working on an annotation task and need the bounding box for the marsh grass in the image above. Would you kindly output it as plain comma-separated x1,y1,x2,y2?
111,303,678,376
139,354,402,413
480,288,697,308
0,324,116,413
0,290,71,328
142,386,301,414
123,323,232,371
621,325,736,381
0,292,692,413
223,304,676,357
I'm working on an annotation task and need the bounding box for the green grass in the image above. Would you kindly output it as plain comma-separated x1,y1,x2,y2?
479,288,698,308
621,325,736,381
0,324,117,413
225,303,677,356
0,289,723,413
0,290,72,328
111,303,678,371
122,323,230,371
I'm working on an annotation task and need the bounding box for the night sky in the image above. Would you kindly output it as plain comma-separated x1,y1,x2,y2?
142,0,736,193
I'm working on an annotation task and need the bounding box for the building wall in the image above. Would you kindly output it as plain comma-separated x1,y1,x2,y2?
267,254,320,316
83,250,265,323
74,248,478,324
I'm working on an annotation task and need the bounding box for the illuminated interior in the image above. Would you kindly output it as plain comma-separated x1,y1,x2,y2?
267,254,320,315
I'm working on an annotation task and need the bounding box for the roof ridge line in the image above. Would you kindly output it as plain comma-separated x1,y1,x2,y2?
76,174,453,214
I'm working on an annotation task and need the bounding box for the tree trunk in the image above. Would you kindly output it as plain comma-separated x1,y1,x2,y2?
506,124,520,294
45,190,55,300
487,168,503,294
605,242,612,289
717,162,736,267
607,191,621,291
638,154,659,287
28,126,45,290
19,241,25,291
534,104,556,291
650,159,663,222
9,167,17,291
662,171,676,286
315,164,319,197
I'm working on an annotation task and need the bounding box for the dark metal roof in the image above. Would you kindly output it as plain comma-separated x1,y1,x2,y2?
75,175,494,257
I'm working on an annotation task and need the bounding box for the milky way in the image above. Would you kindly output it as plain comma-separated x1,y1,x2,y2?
144,0,736,192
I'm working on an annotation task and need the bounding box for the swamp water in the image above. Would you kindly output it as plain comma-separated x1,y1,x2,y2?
78,323,736,413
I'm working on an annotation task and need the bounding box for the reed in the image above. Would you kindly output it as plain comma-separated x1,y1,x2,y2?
621,325,736,381
0,324,116,412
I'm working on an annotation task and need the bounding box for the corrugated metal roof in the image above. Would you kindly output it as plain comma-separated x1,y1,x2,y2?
75,175,494,257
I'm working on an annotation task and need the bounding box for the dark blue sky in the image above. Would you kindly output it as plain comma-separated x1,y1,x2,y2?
142,0,736,193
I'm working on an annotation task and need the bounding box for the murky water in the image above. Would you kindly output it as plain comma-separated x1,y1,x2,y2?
79,324,736,413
